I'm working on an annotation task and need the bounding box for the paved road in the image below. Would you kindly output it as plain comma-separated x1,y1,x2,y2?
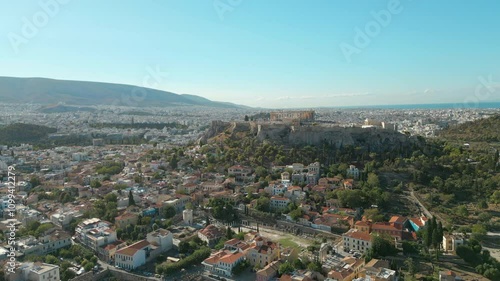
408,189,435,220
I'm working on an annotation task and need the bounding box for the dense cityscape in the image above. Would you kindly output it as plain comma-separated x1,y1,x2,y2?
2,1,500,281
0,104,499,281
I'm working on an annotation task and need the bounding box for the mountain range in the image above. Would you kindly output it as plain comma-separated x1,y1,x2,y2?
0,77,246,109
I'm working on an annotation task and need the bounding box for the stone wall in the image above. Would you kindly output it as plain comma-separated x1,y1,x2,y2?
69,270,111,281
69,268,157,281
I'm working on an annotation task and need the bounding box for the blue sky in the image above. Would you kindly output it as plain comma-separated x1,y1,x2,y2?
1,0,499,108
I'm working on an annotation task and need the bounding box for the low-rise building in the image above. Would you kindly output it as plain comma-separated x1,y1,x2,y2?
439,270,462,281
146,228,173,253
342,229,372,254
442,234,465,253
346,165,360,180
198,225,224,248
202,250,245,277
270,196,290,211
114,240,151,270
245,237,279,268
256,260,281,281
114,212,139,229
228,165,254,183
6,262,60,281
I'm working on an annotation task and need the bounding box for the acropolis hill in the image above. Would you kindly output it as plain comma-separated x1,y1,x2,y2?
200,118,421,153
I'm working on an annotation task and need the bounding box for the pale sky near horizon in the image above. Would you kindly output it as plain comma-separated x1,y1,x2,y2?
1,0,499,108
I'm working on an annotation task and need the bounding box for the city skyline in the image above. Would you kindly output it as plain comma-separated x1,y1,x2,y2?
1,0,500,108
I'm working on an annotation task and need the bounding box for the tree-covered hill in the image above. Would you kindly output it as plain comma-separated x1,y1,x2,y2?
439,114,500,142
0,123,57,144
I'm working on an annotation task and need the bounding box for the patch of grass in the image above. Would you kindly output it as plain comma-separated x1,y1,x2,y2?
278,238,301,250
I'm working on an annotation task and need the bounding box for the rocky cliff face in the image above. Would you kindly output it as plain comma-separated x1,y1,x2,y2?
201,121,417,152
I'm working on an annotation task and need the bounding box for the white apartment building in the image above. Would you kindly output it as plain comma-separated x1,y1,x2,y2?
342,229,372,254
270,196,291,211
75,218,117,252
7,262,60,281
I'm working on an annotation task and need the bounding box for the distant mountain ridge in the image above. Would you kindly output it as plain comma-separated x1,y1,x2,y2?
0,77,247,108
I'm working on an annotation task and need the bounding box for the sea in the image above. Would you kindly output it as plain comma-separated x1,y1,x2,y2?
332,102,500,110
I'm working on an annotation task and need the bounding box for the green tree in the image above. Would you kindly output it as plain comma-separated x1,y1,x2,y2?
170,154,178,170
293,258,305,270
255,197,270,212
366,173,380,188
278,262,294,275
162,205,176,219
29,176,41,188
456,205,469,218
128,190,135,206
404,258,417,278
226,227,233,239
369,234,398,257
437,221,443,245
90,179,101,188
471,224,487,241
432,229,439,249
490,190,500,204
306,261,322,272
478,200,488,209
179,241,190,254
289,207,305,221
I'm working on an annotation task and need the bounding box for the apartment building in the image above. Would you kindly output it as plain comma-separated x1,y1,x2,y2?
75,218,117,252
270,196,290,211
6,262,60,281
342,229,372,254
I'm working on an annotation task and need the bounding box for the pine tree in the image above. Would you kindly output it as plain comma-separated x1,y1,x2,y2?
425,223,433,248
128,190,135,206
432,228,439,249
437,221,444,244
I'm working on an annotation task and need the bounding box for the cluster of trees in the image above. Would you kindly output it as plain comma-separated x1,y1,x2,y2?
365,234,398,260
116,224,144,241
423,217,443,259
34,188,76,203
278,259,322,276
207,198,238,223
86,193,118,222
0,123,56,145
441,114,500,142
156,246,211,275
17,221,55,238
202,131,421,174
214,228,245,250
161,205,176,220
456,239,500,279
179,236,207,254
95,161,124,175
336,187,391,210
